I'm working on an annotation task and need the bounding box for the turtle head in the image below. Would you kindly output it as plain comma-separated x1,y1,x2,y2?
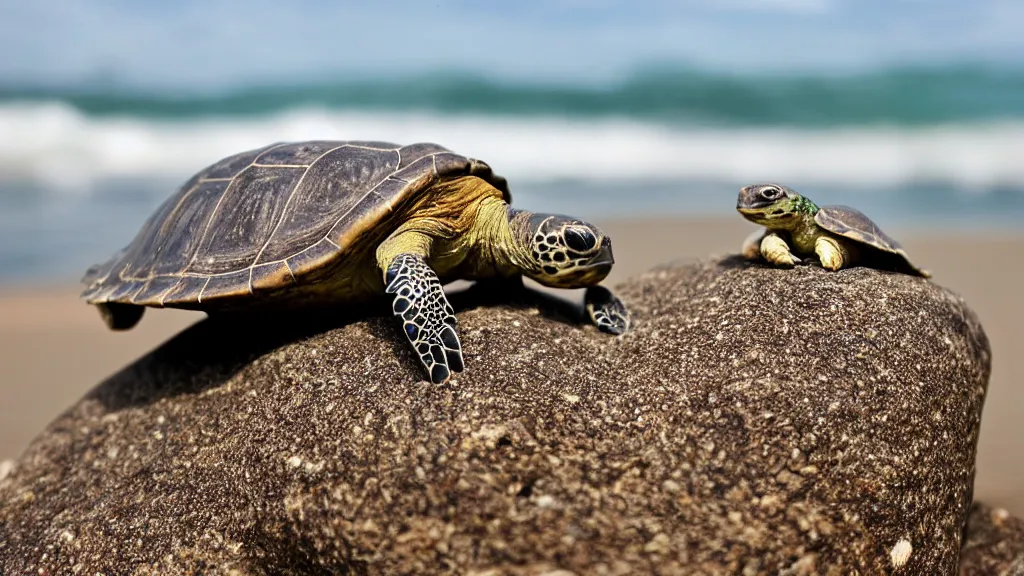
511,211,614,288
736,183,817,228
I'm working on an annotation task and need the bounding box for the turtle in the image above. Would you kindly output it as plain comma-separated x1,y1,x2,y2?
735,183,930,277
81,140,631,385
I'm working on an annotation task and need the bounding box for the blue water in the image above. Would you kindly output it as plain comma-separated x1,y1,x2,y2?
6,64,1024,126
1,64,1023,284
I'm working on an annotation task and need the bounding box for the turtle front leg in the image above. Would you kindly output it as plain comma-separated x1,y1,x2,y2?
760,232,801,267
384,254,464,385
814,235,855,271
741,229,766,261
584,286,630,335
377,229,463,385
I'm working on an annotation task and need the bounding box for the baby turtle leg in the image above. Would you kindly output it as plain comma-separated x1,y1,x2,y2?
584,286,630,335
384,253,463,385
741,229,766,261
814,236,856,271
95,302,145,330
760,232,801,267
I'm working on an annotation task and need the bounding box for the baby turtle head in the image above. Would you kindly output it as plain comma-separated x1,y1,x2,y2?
736,183,818,227
514,212,614,288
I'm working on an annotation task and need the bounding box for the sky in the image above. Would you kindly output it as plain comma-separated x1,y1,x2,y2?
0,0,1022,88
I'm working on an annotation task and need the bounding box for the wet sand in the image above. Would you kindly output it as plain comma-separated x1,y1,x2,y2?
1,217,1022,515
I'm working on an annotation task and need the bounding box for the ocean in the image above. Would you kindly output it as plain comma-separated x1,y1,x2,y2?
2,64,1023,285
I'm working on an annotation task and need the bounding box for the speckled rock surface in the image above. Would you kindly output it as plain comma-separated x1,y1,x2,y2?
960,503,1024,575
0,257,992,575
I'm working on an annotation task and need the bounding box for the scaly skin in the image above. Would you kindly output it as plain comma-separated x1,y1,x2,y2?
375,176,630,384
736,183,858,271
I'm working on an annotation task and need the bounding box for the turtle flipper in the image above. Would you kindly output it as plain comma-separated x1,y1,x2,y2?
760,232,802,267
584,286,630,335
95,302,145,331
741,229,766,261
385,253,463,385
814,235,853,271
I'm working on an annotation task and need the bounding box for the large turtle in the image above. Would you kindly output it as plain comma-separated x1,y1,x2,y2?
81,141,630,384
735,183,930,277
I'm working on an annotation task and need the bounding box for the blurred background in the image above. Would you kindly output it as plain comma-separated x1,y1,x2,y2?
1,0,1022,513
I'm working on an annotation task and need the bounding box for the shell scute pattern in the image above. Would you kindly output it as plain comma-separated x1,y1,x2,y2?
200,270,252,303
148,180,233,277
133,276,181,304
283,239,341,280
81,141,510,309
815,205,903,253
251,261,296,292
809,204,928,276
160,276,208,306
107,278,143,302
265,145,402,262
201,143,281,179
396,142,451,170
254,141,339,166
190,165,305,276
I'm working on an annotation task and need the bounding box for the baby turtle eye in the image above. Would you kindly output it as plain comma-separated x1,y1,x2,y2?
761,187,782,200
564,227,597,252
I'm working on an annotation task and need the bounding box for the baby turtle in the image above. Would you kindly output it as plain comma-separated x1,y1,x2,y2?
81,141,630,384
736,183,930,277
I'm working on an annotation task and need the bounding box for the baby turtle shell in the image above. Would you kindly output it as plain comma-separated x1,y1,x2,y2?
814,205,930,277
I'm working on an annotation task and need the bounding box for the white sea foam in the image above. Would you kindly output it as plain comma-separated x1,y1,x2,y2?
1,101,1023,193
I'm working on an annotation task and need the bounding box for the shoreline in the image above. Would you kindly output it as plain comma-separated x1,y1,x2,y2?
2,216,1022,516
2,205,1022,288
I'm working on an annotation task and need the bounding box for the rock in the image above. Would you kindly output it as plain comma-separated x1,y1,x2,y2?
0,257,992,575
960,503,1024,575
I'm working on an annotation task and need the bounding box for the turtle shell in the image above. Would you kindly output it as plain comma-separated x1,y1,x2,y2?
81,141,510,309
814,205,929,277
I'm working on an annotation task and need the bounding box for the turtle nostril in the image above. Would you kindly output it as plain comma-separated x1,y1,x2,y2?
600,237,611,249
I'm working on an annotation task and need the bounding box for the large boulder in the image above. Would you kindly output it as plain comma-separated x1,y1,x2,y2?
0,257,992,574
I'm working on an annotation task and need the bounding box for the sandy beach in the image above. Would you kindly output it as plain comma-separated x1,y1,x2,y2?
2,216,1022,516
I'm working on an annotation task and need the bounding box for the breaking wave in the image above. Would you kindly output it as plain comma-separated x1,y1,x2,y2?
2,102,1023,193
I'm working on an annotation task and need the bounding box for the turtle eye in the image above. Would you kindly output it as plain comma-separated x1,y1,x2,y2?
761,187,782,200
564,227,597,252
